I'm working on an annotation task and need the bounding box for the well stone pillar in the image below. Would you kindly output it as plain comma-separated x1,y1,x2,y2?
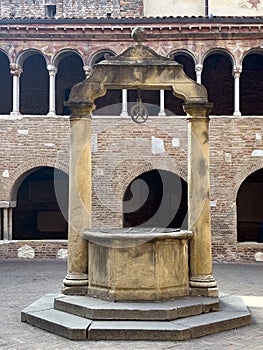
62,103,92,295
183,102,218,297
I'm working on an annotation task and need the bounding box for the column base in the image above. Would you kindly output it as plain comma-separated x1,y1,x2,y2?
62,273,89,296
47,111,57,117
189,275,218,297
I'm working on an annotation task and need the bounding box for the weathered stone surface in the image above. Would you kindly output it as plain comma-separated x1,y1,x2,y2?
17,244,35,259
84,229,192,301
21,293,251,341
54,294,219,320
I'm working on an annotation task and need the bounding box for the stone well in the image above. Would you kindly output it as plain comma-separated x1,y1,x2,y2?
82,228,193,301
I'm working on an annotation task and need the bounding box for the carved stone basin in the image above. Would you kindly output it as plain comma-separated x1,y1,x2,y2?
81,228,193,301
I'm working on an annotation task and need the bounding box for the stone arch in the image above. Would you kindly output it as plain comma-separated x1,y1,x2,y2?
18,49,49,114
202,48,236,67
234,159,263,198
168,49,197,65
16,48,48,67
8,158,68,202
236,165,263,243
202,48,234,115
12,166,69,240
54,49,86,115
240,49,263,115
166,49,197,115
53,48,85,69
115,160,187,202
89,49,117,67
0,50,12,114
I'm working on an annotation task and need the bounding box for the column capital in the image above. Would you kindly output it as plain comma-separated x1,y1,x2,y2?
233,65,242,77
10,63,23,76
66,102,93,120
183,102,213,119
83,65,92,78
47,64,57,76
195,64,203,74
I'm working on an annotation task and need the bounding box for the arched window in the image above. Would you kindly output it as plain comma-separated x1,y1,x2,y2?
20,53,49,115
56,53,85,115
0,52,12,114
237,168,263,242
165,53,195,115
123,169,188,229
13,167,68,240
91,51,122,116
202,53,234,115
240,53,263,116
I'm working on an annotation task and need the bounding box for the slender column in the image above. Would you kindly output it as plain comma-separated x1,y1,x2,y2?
8,208,12,240
233,66,242,116
158,89,166,116
47,65,57,117
10,64,23,116
3,208,9,240
195,64,203,85
63,103,92,295
183,102,218,297
121,89,129,117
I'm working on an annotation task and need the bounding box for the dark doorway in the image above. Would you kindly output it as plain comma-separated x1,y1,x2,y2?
13,167,68,240
165,54,196,115
123,169,188,229
20,53,49,115
237,168,263,242
56,54,85,115
202,53,234,115
240,53,263,115
0,52,12,114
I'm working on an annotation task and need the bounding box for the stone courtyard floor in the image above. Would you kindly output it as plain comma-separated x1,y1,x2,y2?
0,259,262,350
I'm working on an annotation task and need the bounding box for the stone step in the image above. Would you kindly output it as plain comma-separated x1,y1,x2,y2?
54,294,220,321
21,294,92,340
21,294,251,341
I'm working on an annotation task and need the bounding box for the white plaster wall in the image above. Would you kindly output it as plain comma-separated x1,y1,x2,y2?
143,0,205,17
210,0,263,16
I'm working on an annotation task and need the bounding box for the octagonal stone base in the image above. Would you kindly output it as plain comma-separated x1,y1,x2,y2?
81,228,193,301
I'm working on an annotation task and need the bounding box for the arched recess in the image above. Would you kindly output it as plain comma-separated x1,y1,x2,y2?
19,51,49,115
202,51,234,115
165,51,196,115
240,51,263,115
91,50,122,116
236,168,263,243
123,169,188,229
12,167,68,240
55,50,85,115
0,51,12,114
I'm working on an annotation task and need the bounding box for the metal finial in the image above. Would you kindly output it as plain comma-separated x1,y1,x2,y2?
131,27,147,44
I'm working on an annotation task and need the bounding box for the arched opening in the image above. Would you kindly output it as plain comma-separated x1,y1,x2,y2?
0,52,12,114
123,169,188,228
20,53,49,115
237,168,263,243
13,167,68,240
56,53,85,115
165,53,195,115
92,51,122,115
240,53,263,115
202,53,234,115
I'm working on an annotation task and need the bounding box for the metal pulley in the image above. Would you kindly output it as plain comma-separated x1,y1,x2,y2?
130,90,148,124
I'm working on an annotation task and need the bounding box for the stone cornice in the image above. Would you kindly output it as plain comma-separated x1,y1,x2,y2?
0,17,263,40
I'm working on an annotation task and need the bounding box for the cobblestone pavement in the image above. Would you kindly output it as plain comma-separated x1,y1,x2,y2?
0,259,262,350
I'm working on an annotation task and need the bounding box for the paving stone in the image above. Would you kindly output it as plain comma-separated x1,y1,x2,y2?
0,260,262,349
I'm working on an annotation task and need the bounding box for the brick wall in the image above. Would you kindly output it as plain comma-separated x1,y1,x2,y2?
0,0,143,19
0,115,263,262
